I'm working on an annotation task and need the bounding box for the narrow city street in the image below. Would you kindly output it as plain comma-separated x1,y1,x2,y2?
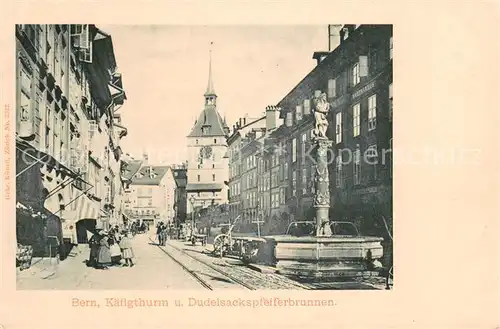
14,24,393,291
17,234,208,290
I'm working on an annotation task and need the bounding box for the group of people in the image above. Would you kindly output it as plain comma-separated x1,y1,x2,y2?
130,220,149,235
156,222,169,246
87,226,135,270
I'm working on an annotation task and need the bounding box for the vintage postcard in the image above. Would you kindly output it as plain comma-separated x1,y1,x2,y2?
13,23,393,291
1,2,498,329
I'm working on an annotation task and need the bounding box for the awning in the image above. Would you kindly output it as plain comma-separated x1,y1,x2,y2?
16,137,80,181
75,190,100,221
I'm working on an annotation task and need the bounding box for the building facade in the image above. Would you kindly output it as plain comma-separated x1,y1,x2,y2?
185,53,229,215
277,24,393,263
172,164,188,226
226,115,266,226
15,24,128,259
125,159,176,227
223,25,393,263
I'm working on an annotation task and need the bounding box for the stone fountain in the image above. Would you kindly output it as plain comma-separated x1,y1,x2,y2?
261,92,384,281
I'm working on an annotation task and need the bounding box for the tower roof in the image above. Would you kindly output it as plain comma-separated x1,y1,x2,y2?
188,43,226,138
204,42,216,96
187,106,226,137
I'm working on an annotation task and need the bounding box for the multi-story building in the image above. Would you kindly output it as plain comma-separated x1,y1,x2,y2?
226,115,265,225
277,24,393,264
172,164,188,226
185,53,230,215
239,128,266,227
15,24,128,259
125,155,176,227
256,106,289,234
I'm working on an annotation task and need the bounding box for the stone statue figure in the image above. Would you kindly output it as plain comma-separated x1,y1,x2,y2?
312,92,330,139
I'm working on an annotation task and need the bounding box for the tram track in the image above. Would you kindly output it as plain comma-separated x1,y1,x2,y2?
151,237,214,290
150,237,255,290
153,238,383,290
166,241,310,290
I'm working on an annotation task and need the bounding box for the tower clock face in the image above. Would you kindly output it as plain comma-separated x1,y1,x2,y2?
200,146,213,159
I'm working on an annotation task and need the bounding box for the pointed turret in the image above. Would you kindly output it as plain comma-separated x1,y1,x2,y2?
223,115,230,135
187,42,226,138
204,42,216,97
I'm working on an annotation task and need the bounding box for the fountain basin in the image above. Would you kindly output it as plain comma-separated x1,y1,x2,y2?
263,234,384,280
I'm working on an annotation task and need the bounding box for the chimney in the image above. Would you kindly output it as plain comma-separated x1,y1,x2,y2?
243,117,247,125
312,51,330,65
143,152,149,165
285,112,293,127
340,24,356,43
265,105,280,131
328,24,342,51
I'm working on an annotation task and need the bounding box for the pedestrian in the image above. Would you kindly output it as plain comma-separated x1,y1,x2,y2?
109,234,122,266
119,230,135,267
156,222,164,245
87,230,101,268
96,230,112,270
160,223,167,246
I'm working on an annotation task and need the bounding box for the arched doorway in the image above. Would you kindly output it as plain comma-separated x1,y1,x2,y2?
76,219,97,244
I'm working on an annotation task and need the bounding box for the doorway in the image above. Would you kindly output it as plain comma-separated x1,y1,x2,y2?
76,219,97,244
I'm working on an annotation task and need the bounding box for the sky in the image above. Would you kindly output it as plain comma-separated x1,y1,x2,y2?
99,25,328,165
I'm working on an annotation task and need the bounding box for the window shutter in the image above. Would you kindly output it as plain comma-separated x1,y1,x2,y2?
303,99,311,115
296,105,303,121
328,79,336,98
359,56,369,77
79,25,90,49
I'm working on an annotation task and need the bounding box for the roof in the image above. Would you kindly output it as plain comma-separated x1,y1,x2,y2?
187,106,227,137
121,159,143,181
173,169,187,188
186,183,224,192
188,48,228,138
277,25,392,118
130,165,171,186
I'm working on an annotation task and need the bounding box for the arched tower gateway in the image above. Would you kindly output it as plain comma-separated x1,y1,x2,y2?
186,45,229,215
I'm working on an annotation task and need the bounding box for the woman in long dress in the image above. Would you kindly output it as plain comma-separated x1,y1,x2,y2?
119,231,135,267
109,233,122,266
87,230,101,268
96,231,112,269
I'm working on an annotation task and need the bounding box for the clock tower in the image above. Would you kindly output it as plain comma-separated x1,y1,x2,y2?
186,45,229,215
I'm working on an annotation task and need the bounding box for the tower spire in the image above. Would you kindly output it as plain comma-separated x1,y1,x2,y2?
205,42,215,96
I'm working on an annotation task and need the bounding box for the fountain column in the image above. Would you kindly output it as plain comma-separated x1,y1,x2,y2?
313,137,333,236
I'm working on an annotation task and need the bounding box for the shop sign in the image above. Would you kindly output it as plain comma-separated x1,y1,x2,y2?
352,81,376,100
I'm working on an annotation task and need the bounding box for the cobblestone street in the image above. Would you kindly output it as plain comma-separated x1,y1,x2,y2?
17,234,206,290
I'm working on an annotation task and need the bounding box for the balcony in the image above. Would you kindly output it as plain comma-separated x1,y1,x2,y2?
37,57,48,79
46,73,56,91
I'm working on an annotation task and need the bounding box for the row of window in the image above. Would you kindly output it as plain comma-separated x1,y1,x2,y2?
229,182,241,198
335,142,392,188
290,35,392,129
258,188,286,209
136,187,153,196
129,209,157,216
196,174,217,182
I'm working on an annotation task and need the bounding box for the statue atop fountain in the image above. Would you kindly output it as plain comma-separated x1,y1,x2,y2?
312,92,333,236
